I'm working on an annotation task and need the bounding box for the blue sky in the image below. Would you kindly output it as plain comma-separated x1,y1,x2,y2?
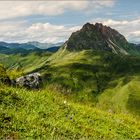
0,0,140,43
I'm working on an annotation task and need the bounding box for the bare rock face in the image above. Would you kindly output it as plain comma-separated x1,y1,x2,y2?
15,73,42,89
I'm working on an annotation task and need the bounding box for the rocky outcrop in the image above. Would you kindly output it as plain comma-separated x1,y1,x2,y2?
15,73,42,89
66,22,130,55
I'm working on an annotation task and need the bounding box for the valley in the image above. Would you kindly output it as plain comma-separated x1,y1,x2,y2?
0,23,140,139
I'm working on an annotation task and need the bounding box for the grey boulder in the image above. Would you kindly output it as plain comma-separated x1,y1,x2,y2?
15,73,42,89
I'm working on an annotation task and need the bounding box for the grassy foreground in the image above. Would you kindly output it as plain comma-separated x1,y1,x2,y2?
0,85,140,139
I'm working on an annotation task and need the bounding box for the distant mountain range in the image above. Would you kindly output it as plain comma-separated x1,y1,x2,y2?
28,41,63,49
0,41,63,54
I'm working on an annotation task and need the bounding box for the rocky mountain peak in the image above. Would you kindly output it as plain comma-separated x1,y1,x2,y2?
82,22,94,30
65,22,130,55
95,23,103,28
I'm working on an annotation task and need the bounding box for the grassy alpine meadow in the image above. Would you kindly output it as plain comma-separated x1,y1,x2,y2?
1,0,140,139
0,84,140,139
37,50,140,116
0,52,52,79
0,40,140,139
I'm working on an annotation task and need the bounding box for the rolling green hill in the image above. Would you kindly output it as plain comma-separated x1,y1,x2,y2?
40,49,140,117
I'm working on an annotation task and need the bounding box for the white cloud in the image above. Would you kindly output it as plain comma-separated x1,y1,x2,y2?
1,17,140,43
130,31,140,37
90,1,114,9
0,0,115,43
92,18,140,43
0,0,114,20
0,0,139,43
0,21,81,43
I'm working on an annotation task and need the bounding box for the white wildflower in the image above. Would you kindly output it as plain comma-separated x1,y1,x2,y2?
64,100,67,104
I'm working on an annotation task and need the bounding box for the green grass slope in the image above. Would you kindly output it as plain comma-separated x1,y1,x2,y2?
0,52,51,78
0,85,140,139
0,47,140,139
97,76,140,116
0,48,140,117
36,49,140,116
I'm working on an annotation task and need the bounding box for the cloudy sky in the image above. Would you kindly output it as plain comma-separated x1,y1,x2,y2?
0,0,140,43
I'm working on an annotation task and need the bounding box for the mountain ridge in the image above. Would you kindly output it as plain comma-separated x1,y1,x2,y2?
0,41,62,54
